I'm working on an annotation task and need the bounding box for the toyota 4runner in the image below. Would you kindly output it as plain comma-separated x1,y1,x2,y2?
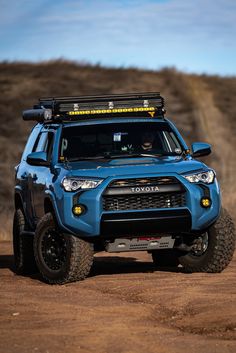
13,93,236,284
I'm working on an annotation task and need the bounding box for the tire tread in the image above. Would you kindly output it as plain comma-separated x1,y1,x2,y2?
34,213,93,284
179,208,236,273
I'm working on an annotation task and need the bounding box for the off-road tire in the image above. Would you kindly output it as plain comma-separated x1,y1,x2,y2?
179,208,236,273
151,249,179,268
34,213,94,284
13,209,37,274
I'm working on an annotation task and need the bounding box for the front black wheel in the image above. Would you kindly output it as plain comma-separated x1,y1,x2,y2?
13,209,37,274
179,208,236,273
34,213,94,284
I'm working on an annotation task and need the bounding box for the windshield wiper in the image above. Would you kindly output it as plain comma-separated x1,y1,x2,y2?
105,153,143,159
139,153,162,157
103,153,163,159
67,156,110,161
66,152,178,162
140,152,182,157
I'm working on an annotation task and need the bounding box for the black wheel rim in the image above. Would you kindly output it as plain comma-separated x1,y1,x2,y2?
41,229,67,271
191,232,209,257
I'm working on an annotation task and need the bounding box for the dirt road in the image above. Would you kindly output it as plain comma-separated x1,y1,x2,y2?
0,242,236,353
186,77,236,215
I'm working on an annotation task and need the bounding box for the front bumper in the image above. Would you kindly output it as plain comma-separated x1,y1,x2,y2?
101,209,191,237
53,173,221,237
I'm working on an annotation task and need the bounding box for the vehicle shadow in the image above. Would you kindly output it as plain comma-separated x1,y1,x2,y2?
91,256,184,276
0,254,42,281
0,254,184,283
0,254,15,271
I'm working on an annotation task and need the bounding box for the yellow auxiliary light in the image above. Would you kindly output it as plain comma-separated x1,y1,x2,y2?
68,107,156,116
72,204,86,216
201,197,212,208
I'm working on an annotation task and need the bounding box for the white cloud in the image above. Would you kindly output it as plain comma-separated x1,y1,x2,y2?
0,0,235,74
35,0,236,47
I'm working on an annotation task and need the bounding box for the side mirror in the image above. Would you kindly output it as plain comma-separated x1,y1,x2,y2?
26,151,49,166
191,142,211,158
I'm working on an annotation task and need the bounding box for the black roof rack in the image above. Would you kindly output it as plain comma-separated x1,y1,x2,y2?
22,92,165,123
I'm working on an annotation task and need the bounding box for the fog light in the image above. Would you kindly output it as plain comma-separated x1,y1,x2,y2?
72,204,86,216
201,197,211,208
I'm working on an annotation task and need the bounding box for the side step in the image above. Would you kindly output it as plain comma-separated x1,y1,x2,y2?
105,236,175,253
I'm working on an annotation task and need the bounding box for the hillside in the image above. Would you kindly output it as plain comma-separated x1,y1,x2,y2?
0,60,236,239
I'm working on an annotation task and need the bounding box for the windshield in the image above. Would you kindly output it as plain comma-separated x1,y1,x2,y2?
59,122,183,161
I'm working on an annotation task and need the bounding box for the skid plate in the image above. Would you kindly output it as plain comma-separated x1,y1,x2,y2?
105,236,175,253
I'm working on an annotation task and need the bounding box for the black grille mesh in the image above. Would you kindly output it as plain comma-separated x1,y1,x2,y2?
103,193,186,211
109,177,179,188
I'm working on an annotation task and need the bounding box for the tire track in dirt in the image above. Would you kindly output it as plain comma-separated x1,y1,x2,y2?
185,76,236,219
1,243,236,353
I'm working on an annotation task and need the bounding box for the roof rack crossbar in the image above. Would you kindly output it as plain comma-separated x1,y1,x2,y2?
39,92,161,103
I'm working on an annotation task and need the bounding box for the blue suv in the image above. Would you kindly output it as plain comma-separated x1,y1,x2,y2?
13,93,235,284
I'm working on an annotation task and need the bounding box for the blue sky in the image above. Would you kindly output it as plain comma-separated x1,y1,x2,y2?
0,0,235,75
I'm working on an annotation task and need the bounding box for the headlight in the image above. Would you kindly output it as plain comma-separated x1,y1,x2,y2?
62,177,103,191
184,170,215,184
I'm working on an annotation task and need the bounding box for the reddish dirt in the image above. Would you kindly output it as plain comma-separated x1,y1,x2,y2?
0,241,236,353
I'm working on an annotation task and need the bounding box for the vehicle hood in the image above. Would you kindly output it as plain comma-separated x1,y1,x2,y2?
59,156,207,178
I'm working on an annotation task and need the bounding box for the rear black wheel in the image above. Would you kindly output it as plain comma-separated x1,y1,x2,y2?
13,209,37,274
34,213,94,284
179,208,236,273
151,249,179,268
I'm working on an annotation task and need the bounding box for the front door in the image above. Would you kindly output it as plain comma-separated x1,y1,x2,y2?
28,130,55,223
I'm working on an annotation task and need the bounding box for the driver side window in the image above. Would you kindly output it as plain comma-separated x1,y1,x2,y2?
32,131,54,160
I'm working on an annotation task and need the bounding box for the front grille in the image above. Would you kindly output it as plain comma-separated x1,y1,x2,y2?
103,193,186,211
109,177,179,188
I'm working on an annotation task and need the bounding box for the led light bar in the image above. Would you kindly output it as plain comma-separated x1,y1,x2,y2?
68,107,156,116
22,92,165,122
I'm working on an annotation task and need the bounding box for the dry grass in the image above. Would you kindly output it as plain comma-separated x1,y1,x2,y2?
0,60,235,240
